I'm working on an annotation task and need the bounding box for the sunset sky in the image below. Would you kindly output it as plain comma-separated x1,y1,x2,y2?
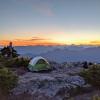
0,0,100,46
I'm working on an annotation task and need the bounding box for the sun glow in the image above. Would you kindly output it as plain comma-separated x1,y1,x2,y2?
0,32,100,46
0,38,100,46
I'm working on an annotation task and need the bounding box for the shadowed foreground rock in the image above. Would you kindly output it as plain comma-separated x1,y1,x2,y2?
9,72,86,100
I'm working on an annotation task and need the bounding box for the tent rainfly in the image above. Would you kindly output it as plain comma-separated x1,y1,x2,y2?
28,56,50,72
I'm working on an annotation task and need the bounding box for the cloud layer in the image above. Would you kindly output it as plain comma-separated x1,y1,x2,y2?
0,36,63,46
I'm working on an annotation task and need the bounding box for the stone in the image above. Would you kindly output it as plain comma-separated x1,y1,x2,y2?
11,72,85,100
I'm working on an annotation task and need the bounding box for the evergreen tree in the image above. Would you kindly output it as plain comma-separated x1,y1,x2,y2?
0,46,19,58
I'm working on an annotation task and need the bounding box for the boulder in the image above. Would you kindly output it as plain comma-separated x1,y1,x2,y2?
11,72,86,100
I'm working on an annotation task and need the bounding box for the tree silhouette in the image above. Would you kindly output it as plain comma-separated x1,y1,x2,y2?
0,46,19,58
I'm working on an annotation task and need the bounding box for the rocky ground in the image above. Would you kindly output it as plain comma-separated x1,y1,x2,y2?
1,62,100,100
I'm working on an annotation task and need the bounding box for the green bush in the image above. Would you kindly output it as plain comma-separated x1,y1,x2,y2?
4,57,30,68
0,67,18,92
0,46,19,58
80,64,100,87
93,95,100,100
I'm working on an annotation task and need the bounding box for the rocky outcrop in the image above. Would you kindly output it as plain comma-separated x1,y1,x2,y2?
6,62,95,100
10,71,86,100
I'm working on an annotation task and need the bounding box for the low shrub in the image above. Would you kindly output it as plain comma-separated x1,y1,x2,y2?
4,57,30,68
93,95,100,100
0,67,18,92
80,64,100,87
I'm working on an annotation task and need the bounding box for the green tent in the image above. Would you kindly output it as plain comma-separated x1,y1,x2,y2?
28,56,50,72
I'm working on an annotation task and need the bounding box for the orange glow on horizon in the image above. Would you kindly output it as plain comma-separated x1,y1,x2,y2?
0,39,100,46
0,40,66,46
1,31,100,46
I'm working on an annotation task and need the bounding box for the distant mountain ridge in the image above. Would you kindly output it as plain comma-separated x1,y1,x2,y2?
40,47,100,63
14,46,100,63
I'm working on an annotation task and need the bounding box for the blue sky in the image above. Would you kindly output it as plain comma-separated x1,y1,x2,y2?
0,0,100,45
